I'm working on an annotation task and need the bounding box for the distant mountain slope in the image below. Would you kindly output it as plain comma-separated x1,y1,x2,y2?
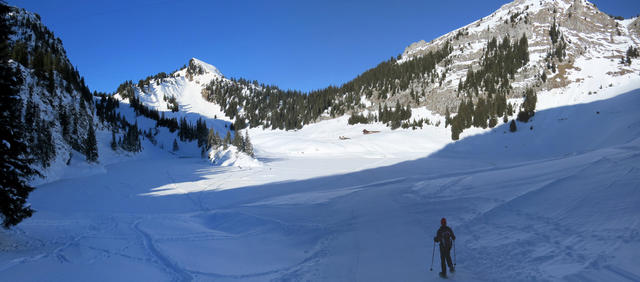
2,5,255,189
400,0,640,111
115,0,639,137
3,5,98,175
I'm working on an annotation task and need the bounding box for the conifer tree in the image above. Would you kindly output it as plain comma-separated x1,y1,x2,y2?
510,120,517,132
207,129,218,149
196,118,208,148
36,120,55,167
243,130,254,157
517,88,537,122
84,122,98,162
214,132,222,148
488,116,498,128
172,138,179,152
232,130,243,151
110,130,117,151
122,123,141,152
451,117,463,141
444,107,451,128
59,105,70,140
223,131,231,149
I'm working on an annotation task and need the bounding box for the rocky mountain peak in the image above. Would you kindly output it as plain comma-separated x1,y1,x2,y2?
394,0,639,114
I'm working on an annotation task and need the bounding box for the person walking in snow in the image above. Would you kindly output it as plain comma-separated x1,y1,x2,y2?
434,217,455,277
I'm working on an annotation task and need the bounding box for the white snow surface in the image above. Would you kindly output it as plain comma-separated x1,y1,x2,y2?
2,63,640,280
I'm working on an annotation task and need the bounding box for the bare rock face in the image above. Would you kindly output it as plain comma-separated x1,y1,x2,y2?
392,0,639,114
630,18,640,38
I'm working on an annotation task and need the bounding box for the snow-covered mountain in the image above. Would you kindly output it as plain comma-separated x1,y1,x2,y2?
114,58,230,134
112,0,640,139
2,6,256,187
400,0,640,110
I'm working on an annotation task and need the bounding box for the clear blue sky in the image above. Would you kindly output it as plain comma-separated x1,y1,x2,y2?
7,0,640,93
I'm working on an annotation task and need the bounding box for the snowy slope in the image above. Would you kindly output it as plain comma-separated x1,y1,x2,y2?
2,84,640,281
115,58,231,133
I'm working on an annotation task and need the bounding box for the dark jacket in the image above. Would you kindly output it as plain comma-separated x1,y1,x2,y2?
434,225,456,248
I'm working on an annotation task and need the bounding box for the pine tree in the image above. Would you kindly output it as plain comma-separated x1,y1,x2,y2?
523,88,537,114
444,107,451,128
84,122,98,162
207,129,218,149
59,105,70,141
488,116,497,128
214,132,222,148
0,3,36,228
196,118,208,148
451,117,463,140
172,138,179,152
122,123,141,152
223,131,231,149
232,130,243,151
36,120,55,167
110,130,117,151
244,130,254,157
509,120,517,132
518,88,537,122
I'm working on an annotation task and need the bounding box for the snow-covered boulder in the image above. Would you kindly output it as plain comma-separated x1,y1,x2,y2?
208,146,261,168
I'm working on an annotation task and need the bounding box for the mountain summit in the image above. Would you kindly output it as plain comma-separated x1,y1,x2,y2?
181,57,223,78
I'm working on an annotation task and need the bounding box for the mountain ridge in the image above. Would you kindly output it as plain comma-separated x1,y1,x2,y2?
111,0,639,135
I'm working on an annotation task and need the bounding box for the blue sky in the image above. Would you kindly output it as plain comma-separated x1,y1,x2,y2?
7,0,640,93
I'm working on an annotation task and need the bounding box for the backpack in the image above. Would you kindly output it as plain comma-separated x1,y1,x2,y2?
441,228,452,249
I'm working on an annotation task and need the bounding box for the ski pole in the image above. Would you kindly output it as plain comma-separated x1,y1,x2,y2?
453,240,456,266
430,241,435,271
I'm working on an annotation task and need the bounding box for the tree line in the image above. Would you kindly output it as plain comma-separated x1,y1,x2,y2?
457,34,529,97
197,41,453,131
450,34,534,140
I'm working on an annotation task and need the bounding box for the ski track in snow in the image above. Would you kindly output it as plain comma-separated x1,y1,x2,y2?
133,220,193,282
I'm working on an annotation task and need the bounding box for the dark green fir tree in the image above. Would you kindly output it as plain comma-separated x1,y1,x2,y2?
172,138,179,152
84,122,98,162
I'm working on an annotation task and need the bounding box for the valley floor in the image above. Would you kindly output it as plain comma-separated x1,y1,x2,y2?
2,90,640,281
